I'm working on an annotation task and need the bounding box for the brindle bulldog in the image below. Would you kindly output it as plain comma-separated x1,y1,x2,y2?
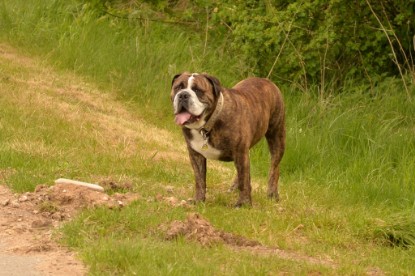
171,72,285,207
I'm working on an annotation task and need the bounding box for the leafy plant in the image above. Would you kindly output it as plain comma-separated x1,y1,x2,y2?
212,0,415,93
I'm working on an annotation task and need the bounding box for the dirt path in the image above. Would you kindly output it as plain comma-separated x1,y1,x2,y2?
0,184,86,275
0,181,141,276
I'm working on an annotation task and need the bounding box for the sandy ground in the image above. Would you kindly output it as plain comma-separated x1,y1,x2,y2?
0,184,85,275
0,182,140,275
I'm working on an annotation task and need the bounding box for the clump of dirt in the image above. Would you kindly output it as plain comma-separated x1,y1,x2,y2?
164,213,260,247
163,212,337,269
154,193,193,208
99,179,134,193
0,183,141,275
32,183,140,219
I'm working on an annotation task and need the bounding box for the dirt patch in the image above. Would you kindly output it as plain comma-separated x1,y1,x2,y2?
0,183,140,275
163,213,336,269
34,183,140,217
164,213,261,247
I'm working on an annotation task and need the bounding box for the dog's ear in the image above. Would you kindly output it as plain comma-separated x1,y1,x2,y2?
203,74,222,97
171,73,182,87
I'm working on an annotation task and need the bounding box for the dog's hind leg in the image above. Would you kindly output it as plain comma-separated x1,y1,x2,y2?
265,116,285,201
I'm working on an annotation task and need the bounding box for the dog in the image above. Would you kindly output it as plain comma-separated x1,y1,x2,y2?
171,72,285,206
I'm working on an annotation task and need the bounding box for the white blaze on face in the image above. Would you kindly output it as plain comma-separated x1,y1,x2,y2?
173,73,207,128
188,73,197,89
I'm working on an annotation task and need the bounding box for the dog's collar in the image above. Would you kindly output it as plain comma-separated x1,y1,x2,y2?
199,92,224,139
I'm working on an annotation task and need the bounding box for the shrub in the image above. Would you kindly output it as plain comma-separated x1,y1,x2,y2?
211,0,415,91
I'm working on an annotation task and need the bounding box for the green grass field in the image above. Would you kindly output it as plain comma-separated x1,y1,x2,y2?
1,1,415,274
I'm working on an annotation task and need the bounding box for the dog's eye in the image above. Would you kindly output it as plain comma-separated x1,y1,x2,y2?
193,88,203,95
175,83,184,91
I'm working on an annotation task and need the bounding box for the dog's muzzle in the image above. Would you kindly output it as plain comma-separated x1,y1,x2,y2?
175,91,190,112
174,91,203,125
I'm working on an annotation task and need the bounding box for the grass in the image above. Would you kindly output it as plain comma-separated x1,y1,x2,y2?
1,0,415,274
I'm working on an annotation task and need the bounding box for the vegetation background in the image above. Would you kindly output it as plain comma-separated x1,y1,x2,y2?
0,0,414,274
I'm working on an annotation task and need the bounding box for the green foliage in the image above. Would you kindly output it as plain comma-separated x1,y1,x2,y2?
212,0,415,89
77,0,415,92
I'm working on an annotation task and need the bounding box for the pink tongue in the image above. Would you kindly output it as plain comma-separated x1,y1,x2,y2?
175,112,192,125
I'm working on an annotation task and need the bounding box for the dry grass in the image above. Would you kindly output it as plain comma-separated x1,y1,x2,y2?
0,44,185,162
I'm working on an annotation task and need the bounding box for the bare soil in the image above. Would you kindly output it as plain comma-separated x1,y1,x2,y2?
0,183,140,275
163,213,337,269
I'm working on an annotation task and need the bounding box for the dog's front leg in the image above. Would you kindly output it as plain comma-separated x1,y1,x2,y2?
234,149,252,207
187,147,207,202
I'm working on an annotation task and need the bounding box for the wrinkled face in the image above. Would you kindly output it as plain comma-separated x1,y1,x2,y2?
171,72,218,129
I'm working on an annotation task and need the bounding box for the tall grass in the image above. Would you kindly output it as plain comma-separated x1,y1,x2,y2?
0,0,243,123
282,85,415,207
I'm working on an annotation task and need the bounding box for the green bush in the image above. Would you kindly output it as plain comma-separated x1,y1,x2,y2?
96,0,415,93
212,0,415,90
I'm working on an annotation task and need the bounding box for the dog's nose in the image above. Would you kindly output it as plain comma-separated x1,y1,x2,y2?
178,92,190,101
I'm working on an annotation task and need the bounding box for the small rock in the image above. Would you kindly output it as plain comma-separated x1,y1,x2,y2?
41,212,51,218
31,220,52,228
18,195,28,202
1,199,10,206
178,200,189,207
33,210,39,214
102,196,109,201
165,185,174,193
13,226,25,233
117,200,124,207
17,218,23,222
165,196,178,206
11,200,20,208
51,212,64,221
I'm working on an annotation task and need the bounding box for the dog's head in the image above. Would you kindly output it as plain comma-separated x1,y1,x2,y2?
171,72,222,129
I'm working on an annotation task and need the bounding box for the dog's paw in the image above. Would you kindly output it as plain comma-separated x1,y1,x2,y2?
267,191,280,202
234,198,252,208
192,195,206,204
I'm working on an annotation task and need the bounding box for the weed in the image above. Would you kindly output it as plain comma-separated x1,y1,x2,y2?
38,201,59,213
372,211,415,248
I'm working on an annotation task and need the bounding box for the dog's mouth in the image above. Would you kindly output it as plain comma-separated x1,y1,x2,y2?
175,110,202,126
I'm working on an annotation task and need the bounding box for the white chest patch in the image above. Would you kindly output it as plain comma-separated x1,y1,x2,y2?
189,129,222,160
